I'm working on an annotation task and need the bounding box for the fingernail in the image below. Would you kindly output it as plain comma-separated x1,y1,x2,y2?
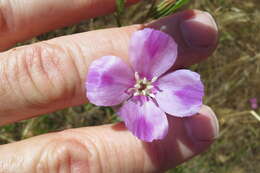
184,105,219,142
180,12,218,48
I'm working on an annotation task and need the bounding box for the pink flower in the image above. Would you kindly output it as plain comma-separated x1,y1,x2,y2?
86,28,204,142
250,98,258,109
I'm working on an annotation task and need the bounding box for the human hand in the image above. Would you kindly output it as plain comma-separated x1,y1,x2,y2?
0,0,219,172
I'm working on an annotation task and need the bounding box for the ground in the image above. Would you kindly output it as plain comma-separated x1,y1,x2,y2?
0,0,259,172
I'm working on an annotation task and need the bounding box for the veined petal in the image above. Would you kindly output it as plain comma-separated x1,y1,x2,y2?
155,70,204,117
86,56,134,106
129,28,178,79
118,98,168,142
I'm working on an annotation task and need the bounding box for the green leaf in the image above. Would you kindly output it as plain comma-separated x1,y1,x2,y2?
152,0,190,19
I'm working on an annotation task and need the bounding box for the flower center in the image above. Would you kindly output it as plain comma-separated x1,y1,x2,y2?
128,72,158,98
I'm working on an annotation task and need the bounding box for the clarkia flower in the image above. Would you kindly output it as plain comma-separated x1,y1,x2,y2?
86,28,204,142
250,98,258,109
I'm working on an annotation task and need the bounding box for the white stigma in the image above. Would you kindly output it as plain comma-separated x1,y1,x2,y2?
128,72,158,98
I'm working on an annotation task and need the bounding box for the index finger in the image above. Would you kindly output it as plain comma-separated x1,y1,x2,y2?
0,0,139,51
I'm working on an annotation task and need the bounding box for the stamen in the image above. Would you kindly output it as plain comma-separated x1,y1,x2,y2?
143,77,147,84
149,93,156,98
134,72,140,81
130,72,158,98
147,85,154,89
151,76,158,83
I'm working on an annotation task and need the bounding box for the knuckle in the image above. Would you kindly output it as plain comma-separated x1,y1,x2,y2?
36,131,94,173
0,0,14,32
7,42,81,108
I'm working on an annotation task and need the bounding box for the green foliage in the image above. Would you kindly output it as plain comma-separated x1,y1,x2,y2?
151,0,190,19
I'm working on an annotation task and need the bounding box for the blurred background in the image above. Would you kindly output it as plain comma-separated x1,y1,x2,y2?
0,0,260,172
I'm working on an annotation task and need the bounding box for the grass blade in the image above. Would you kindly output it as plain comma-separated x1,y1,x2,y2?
116,0,125,15
151,0,190,19
115,0,126,26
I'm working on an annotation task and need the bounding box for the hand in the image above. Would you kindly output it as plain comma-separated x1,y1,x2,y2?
0,0,219,172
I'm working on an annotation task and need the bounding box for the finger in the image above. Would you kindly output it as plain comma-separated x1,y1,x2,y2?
0,105,219,173
0,10,218,125
0,0,139,51
148,9,218,68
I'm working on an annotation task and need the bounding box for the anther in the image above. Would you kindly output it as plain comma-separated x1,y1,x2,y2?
147,85,154,89
149,93,156,98
151,76,158,83
135,72,140,81
143,77,147,84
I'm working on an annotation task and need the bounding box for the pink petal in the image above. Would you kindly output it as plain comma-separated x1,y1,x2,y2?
129,28,178,79
118,98,168,142
155,70,204,117
86,56,135,106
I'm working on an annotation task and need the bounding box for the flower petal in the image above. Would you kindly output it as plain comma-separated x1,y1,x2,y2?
118,98,168,142
129,28,178,79
155,70,204,117
86,56,134,106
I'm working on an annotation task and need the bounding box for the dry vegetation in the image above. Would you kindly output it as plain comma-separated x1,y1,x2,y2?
0,0,259,172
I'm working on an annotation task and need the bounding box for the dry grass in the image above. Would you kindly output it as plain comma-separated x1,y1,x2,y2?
169,0,260,172
0,0,260,172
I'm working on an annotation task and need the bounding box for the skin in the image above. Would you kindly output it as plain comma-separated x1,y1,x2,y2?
0,0,219,172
